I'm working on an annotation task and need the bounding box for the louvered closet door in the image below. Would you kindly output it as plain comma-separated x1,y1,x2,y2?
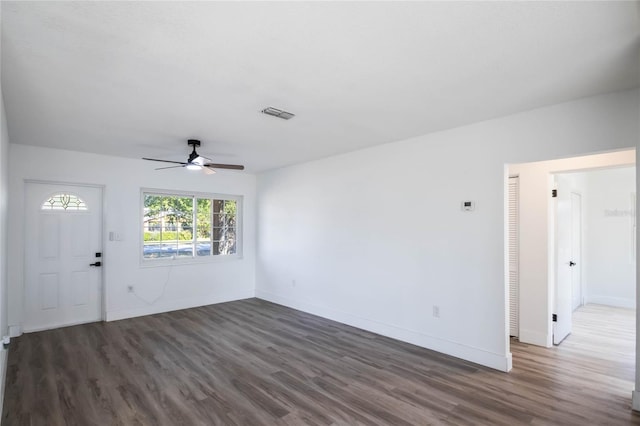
508,176,519,338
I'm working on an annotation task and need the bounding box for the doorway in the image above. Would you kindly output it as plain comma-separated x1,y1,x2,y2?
24,182,104,332
506,151,637,413
506,149,635,350
552,166,636,344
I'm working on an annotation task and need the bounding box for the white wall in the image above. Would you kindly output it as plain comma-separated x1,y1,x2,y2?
634,76,640,410
7,145,256,331
256,88,640,371
584,167,636,308
0,92,8,339
0,4,10,411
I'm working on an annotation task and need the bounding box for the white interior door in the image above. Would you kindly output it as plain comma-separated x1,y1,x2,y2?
570,192,582,311
24,183,103,332
554,176,573,345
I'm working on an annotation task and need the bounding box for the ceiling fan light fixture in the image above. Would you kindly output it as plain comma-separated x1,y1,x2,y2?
261,106,295,120
185,163,201,171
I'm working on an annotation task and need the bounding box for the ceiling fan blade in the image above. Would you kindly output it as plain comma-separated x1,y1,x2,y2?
203,163,245,170
202,166,216,175
143,157,188,165
155,165,185,171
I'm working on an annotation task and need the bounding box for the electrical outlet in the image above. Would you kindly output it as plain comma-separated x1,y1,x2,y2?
433,305,440,318
127,285,134,293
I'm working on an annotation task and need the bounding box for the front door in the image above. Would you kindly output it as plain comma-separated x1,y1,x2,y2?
24,182,103,331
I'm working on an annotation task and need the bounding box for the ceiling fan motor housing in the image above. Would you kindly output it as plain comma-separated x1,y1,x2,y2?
188,139,201,162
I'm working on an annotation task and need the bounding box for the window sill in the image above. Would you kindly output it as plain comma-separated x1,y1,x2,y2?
139,253,243,268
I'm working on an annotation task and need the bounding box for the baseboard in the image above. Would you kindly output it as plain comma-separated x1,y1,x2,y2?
256,290,512,372
23,318,100,333
0,347,7,419
105,291,254,322
633,390,640,412
586,295,635,309
8,325,21,338
519,328,552,347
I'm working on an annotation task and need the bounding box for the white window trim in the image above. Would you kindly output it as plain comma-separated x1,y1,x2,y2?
140,188,243,267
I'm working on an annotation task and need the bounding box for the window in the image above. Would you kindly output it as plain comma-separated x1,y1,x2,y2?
41,193,87,211
142,190,240,261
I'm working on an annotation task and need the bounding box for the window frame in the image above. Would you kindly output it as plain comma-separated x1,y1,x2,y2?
140,188,243,266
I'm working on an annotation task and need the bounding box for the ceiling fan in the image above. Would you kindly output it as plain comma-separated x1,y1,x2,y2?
143,139,244,174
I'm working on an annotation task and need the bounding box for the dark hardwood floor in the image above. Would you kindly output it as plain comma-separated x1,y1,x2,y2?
2,299,639,425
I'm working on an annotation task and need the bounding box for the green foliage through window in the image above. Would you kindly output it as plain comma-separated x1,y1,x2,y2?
143,192,239,259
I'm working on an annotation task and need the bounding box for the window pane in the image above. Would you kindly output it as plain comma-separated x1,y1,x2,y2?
196,198,212,256
174,196,193,258
41,193,87,211
143,194,194,259
212,240,236,255
143,195,168,259
212,199,237,255
213,233,236,255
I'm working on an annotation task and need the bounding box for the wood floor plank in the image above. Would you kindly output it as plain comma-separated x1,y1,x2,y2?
2,299,640,425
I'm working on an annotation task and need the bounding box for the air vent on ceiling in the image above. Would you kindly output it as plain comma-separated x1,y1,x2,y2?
261,107,295,120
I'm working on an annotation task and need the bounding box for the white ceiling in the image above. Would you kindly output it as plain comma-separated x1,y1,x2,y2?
2,1,639,173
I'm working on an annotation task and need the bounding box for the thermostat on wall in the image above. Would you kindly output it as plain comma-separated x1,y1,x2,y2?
461,201,475,212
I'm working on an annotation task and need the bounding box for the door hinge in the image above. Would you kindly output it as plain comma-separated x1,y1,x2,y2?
551,189,557,198
552,314,557,322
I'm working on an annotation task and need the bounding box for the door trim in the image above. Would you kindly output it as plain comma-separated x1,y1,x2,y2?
570,191,583,311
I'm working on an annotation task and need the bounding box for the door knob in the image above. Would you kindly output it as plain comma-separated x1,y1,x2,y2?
569,261,576,267
89,261,102,267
